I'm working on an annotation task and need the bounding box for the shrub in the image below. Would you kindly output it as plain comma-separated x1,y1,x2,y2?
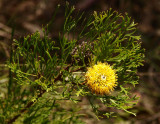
1,3,144,124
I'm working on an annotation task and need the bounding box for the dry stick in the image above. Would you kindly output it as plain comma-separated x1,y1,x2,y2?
7,64,83,124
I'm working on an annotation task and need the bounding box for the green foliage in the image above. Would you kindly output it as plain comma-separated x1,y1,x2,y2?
0,4,144,124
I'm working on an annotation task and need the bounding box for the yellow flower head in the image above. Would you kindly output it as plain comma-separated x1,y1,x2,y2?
85,62,117,95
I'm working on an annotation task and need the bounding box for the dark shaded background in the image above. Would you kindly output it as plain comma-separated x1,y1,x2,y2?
0,0,160,123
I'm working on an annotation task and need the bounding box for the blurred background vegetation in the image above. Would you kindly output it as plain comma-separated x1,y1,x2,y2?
0,0,160,124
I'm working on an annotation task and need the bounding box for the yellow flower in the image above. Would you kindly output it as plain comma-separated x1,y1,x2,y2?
85,62,117,95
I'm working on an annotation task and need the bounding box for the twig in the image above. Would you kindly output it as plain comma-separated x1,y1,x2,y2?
7,90,45,124
135,112,160,123
145,112,160,122
7,64,84,124
137,72,160,76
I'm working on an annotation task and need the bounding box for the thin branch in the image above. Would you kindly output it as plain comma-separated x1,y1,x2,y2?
137,72,160,76
7,64,84,124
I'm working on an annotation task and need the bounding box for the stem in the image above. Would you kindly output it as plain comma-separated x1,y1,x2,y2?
7,64,84,124
8,27,14,97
